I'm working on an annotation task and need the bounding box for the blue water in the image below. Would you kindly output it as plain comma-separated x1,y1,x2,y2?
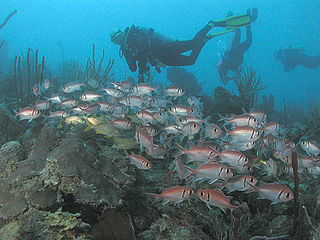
1,0,320,110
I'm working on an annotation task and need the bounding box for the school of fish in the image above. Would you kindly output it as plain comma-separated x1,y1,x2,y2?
14,78,320,213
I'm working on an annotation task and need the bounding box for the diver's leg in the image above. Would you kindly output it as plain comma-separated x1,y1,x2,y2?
160,42,206,66
161,24,212,55
229,28,241,53
238,25,252,53
299,55,320,69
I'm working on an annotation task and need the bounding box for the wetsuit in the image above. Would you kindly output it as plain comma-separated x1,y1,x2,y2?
275,48,320,72
218,25,252,83
121,24,212,77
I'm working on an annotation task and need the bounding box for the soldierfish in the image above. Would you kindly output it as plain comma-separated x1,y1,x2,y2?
60,99,78,109
300,140,320,156
107,118,133,130
168,105,194,116
80,92,102,102
149,186,193,204
15,107,41,121
62,82,83,93
175,144,217,163
164,85,185,97
34,100,51,110
79,103,101,115
184,162,233,184
197,189,235,213
220,175,258,193
225,126,261,142
124,150,151,169
102,88,125,98
135,129,158,154
119,96,146,108
111,80,133,91
205,123,222,139
248,110,267,123
247,182,294,204
33,79,50,97
97,101,113,113
219,114,258,128
48,111,68,119
131,83,158,96
213,149,249,167
136,110,155,123
263,122,280,136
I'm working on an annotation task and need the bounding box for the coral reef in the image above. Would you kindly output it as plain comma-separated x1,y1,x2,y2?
234,66,265,111
166,67,203,95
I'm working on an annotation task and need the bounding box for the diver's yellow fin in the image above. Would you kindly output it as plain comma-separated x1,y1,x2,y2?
206,28,235,39
212,14,251,29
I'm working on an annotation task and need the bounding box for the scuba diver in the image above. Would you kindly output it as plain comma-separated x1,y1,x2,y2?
274,46,320,72
110,9,257,82
217,8,258,85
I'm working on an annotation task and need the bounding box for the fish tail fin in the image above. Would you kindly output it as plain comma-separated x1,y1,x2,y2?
245,181,258,193
146,192,160,198
182,165,195,178
174,143,185,157
241,106,249,115
152,85,160,94
84,118,93,132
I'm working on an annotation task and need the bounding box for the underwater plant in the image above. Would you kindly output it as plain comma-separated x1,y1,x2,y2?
234,65,266,110
83,44,114,86
12,49,49,108
0,9,17,31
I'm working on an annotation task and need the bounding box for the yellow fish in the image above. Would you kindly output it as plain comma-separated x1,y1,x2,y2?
85,117,104,126
262,158,279,177
112,137,139,149
84,118,120,137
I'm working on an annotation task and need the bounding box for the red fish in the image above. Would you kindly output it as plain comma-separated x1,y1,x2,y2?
149,186,193,204
164,85,185,97
15,107,41,121
184,163,233,184
135,129,158,154
197,189,235,213
124,150,151,169
225,126,261,142
300,140,320,156
247,182,294,204
34,100,51,110
62,82,83,93
220,175,258,193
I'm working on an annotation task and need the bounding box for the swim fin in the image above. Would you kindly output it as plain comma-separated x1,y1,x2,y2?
206,28,235,39
211,14,251,29
210,7,258,29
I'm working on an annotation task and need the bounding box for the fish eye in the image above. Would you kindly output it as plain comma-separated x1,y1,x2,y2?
214,128,217,132
190,108,194,113
226,168,229,173
250,177,254,182
244,157,248,162
200,191,204,196
145,163,150,167
193,123,197,128
286,192,290,198
189,190,193,195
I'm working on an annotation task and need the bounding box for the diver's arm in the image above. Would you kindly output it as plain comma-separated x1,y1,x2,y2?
122,48,137,72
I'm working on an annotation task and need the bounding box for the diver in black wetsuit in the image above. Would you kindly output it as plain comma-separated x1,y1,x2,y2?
217,9,258,84
217,25,252,84
274,46,320,72
110,10,255,82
